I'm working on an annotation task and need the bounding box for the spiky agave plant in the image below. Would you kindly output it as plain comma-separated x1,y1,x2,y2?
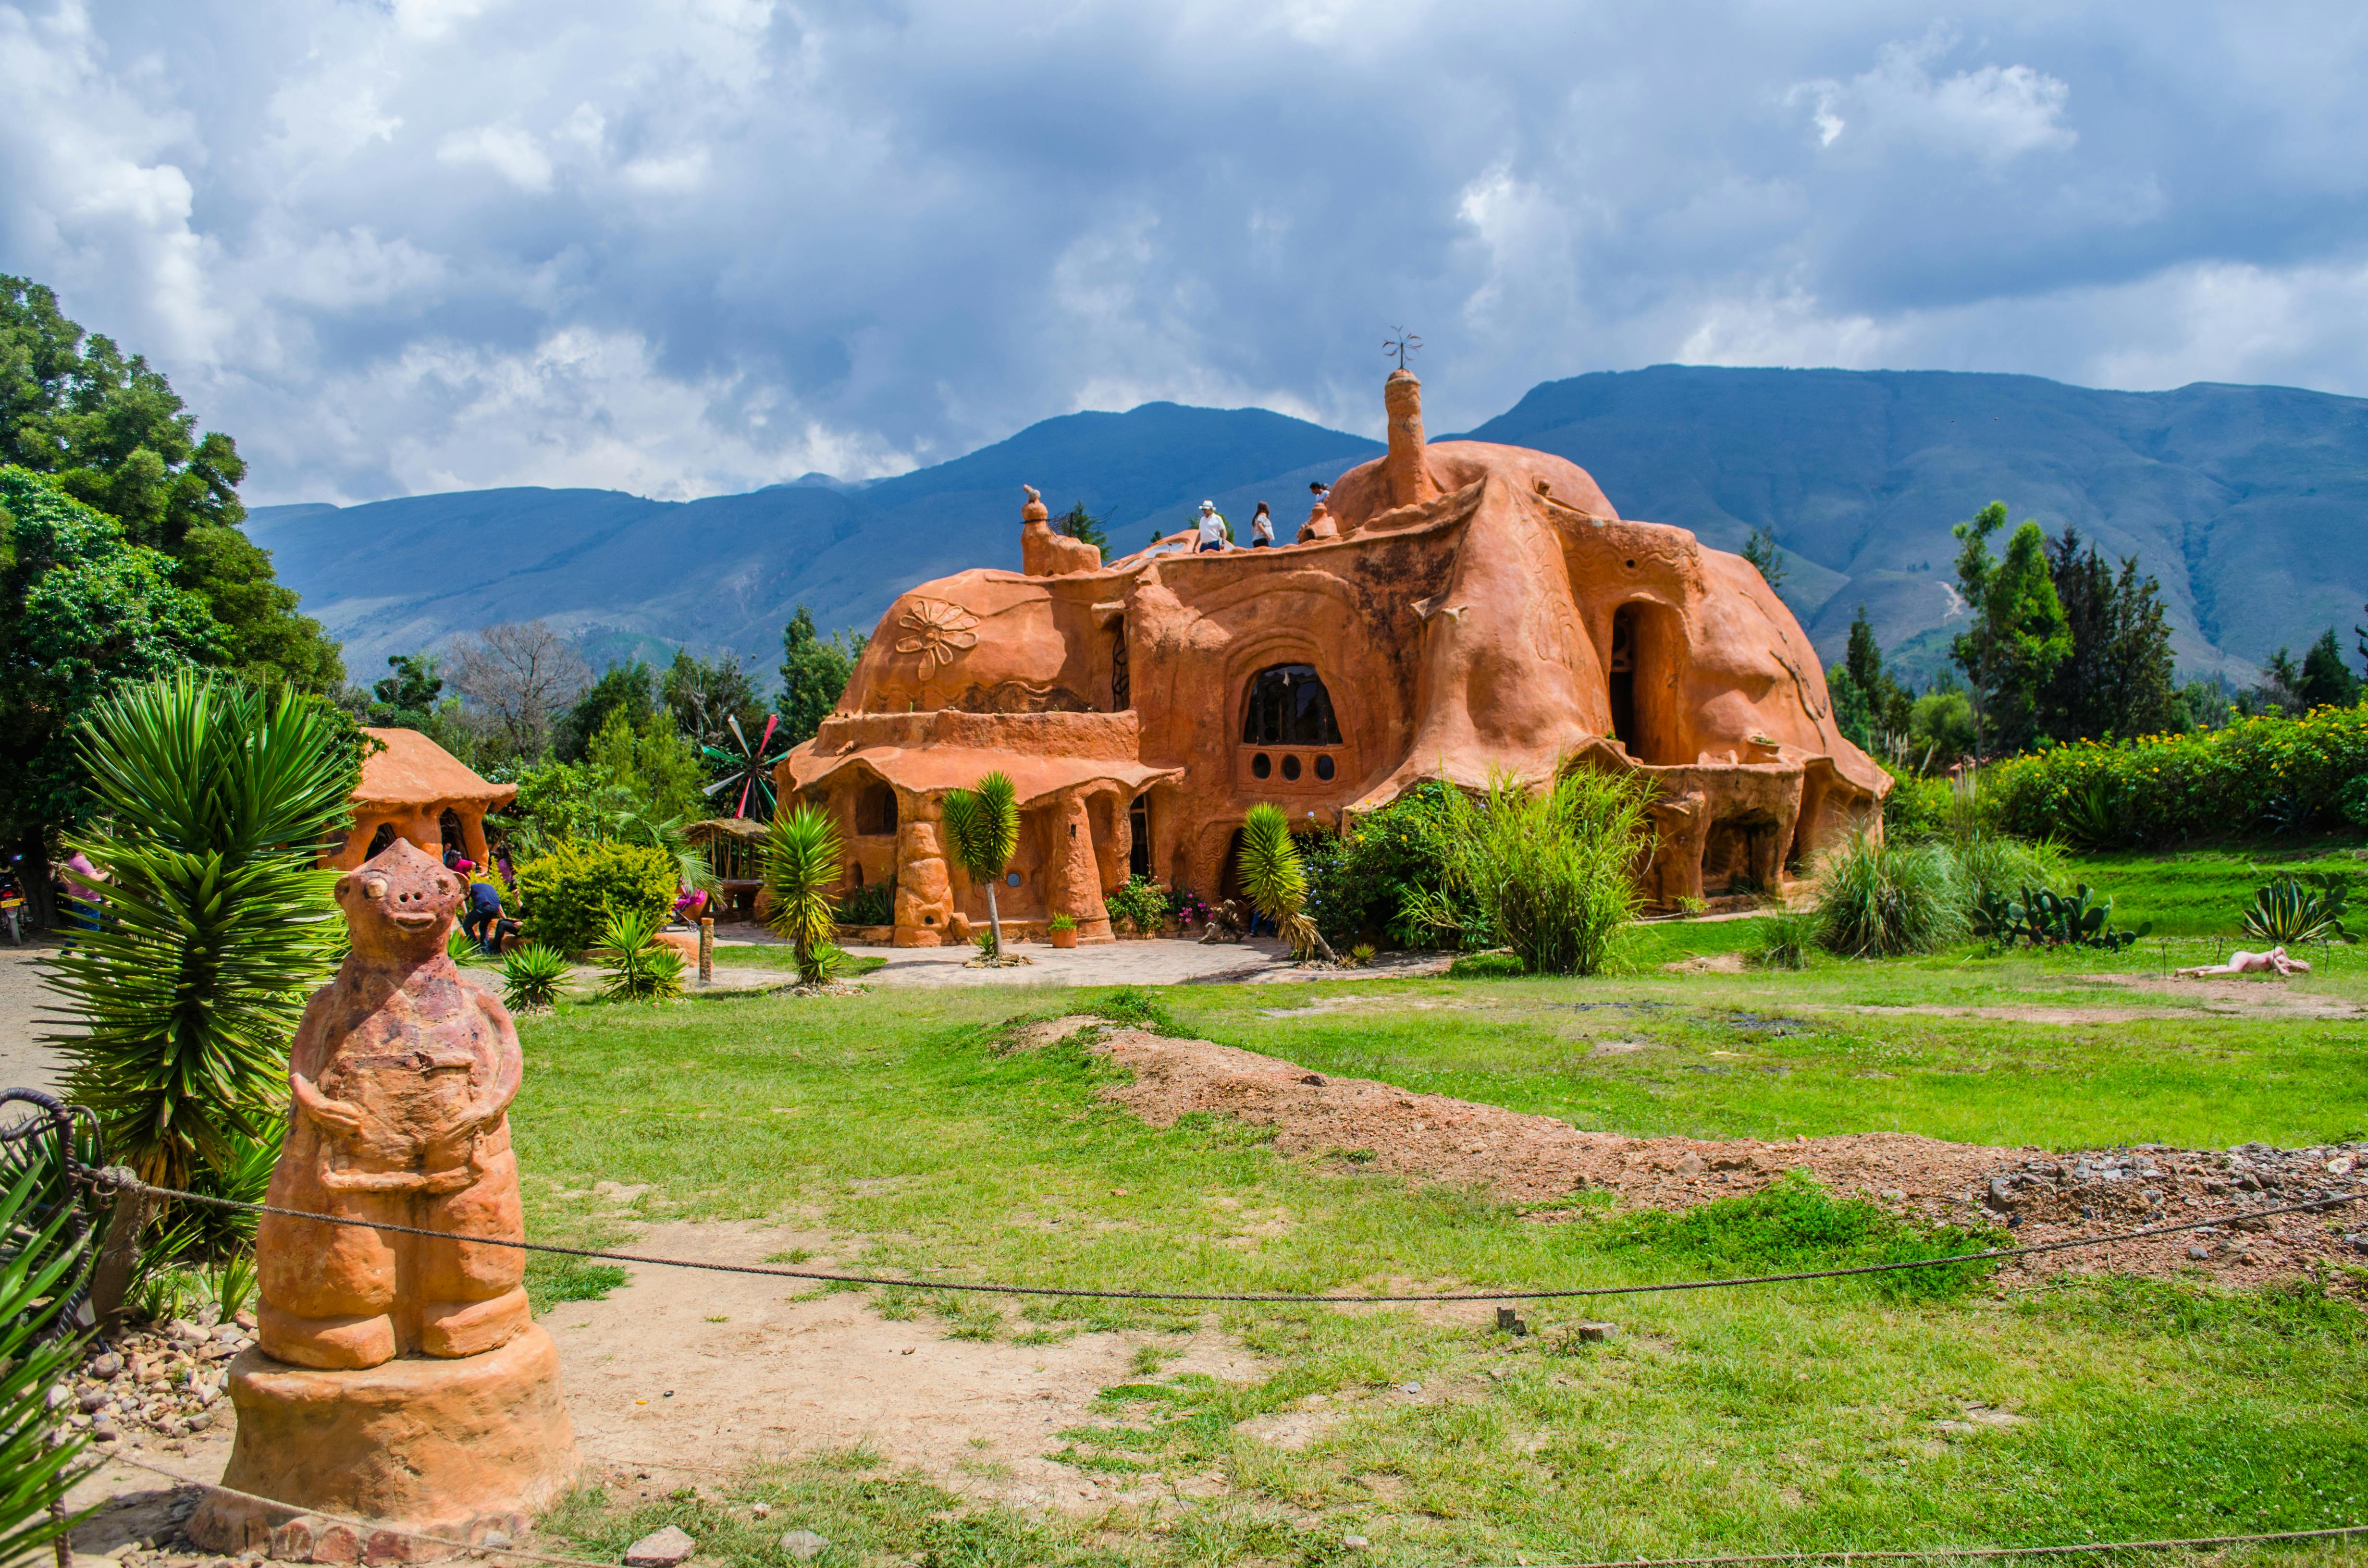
46,672,352,1317
764,805,846,985
0,1156,98,1565
499,942,572,1011
1238,803,1335,962
592,907,686,1003
940,773,1019,960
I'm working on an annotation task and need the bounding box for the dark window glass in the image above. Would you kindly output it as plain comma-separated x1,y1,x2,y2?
1240,664,1343,746
1314,754,1335,781
1281,754,1302,781
1251,752,1272,779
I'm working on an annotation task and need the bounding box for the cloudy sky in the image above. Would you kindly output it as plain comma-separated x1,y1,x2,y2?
5,0,2366,507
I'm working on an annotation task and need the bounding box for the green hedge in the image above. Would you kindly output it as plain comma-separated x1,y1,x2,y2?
1985,703,2368,845
513,840,678,957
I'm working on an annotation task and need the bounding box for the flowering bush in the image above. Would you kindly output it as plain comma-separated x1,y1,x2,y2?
1985,704,2368,846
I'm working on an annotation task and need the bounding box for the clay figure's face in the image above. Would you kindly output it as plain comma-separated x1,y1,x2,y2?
336,838,463,961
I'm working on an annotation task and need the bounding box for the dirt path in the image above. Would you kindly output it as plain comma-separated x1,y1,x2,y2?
1008,1017,2368,1288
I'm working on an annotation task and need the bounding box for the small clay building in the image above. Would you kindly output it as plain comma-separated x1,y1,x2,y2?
780,371,1887,945
325,727,517,871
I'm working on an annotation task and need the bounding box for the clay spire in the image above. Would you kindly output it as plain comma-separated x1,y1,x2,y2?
1381,368,1440,509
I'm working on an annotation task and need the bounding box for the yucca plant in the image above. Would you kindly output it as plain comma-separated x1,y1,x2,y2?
0,1152,100,1566
500,942,571,1010
764,805,847,985
2242,871,2356,944
1811,830,1967,958
592,907,686,1003
1238,803,1336,962
940,772,1020,960
44,672,352,1319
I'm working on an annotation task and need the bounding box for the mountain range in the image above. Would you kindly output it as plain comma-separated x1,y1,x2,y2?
248,366,2368,686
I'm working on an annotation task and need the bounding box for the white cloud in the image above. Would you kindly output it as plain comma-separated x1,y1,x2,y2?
436,123,553,193
1793,30,2077,167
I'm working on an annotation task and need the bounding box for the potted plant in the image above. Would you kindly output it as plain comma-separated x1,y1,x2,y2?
1047,913,1079,949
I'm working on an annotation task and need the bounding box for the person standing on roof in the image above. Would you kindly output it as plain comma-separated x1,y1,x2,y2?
1195,500,1230,552
1249,502,1275,547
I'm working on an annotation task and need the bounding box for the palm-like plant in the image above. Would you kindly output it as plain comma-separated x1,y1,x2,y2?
499,942,572,1010
940,773,1020,959
615,810,717,897
47,672,352,1191
592,907,686,1003
1238,803,1335,962
0,1157,98,1566
764,805,845,985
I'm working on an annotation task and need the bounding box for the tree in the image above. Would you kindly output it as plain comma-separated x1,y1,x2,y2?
584,707,705,822
940,772,1019,959
1826,605,1910,751
1057,502,1109,554
762,805,843,986
661,649,765,749
2244,648,2306,717
1,275,339,680
2035,527,2182,742
1,467,222,916
2297,626,2363,710
1949,502,2071,754
449,621,590,759
48,670,353,1320
1740,526,1787,595
555,661,655,761
368,652,445,723
778,606,863,745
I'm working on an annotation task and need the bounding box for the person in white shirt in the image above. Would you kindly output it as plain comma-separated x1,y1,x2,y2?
1249,502,1275,547
1196,500,1230,551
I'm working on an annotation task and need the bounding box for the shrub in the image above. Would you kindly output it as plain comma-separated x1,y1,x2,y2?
1950,832,2067,907
834,878,895,927
1048,913,1076,933
2241,871,2356,944
513,839,677,957
500,943,570,1010
1324,781,1486,946
592,907,685,1003
1748,909,1817,969
1406,766,1653,976
1985,704,2368,845
1880,765,1954,842
1106,873,1169,935
1811,831,1967,957
1974,884,2149,951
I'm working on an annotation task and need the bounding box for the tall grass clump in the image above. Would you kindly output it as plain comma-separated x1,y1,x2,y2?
1811,830,1967,957
1747,908,1817,970
1405,765,1652,975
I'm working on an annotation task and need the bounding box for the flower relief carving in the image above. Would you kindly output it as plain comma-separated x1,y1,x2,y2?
896,597,980,675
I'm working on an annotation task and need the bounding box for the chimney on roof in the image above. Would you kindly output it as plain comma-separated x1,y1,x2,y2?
1382,368,1440,509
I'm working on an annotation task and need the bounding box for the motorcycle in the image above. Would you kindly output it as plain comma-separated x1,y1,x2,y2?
0,861,23,947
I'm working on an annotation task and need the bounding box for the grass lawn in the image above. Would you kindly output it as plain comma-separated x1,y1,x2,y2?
511,863,2368,1568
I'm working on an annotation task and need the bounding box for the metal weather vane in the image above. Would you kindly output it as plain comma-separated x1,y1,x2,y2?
1384,328,1422,370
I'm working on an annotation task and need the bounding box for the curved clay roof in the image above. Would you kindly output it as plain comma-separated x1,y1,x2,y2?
354,727,518,811
791,746,1178,808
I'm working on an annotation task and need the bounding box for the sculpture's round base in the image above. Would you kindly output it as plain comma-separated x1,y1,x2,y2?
187,1326,577,1563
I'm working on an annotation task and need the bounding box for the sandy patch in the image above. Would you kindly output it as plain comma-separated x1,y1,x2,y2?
1661,953,1748,975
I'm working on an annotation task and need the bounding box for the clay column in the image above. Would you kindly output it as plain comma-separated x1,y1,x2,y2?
1381,369,1440,510
1047,792,1113,941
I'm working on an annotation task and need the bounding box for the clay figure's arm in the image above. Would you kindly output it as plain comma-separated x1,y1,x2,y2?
459,986,525,1129
285,991,369,1137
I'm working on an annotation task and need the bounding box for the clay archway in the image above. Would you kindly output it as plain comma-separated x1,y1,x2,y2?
1607,601,1687,765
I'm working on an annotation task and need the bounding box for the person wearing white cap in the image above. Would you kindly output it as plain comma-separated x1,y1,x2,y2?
1195,500,1231,552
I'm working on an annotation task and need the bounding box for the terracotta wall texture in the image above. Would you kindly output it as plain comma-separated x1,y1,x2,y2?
781,371,1887,946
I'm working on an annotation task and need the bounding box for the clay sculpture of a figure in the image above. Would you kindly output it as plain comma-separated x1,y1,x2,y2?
192,838,575,1563
259,838,530,1368
2176,946,2314,979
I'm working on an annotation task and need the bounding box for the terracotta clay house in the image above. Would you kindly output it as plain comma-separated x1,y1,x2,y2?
779,371,1887,946
325,727,517,871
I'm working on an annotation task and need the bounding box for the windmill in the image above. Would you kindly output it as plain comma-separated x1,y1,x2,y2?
701,713,793,819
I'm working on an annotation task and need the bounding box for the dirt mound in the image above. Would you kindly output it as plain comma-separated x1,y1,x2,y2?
1061,1024,2367,1288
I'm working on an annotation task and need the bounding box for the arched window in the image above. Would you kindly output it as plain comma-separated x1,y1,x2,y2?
1240,664,1342,747
857,783,899,837
366,823,399,858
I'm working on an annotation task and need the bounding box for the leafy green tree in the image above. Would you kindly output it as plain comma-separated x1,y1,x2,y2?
1949,502,2072,754
661,649,765,748
1,468,223,904
2035,527,2182,741
1057,502,1110,554
555,661,655,761
0,275,339,686
366,652,445,724
1828,605,1912,750
1740,526,1787,595
2297,626,2363,710
2179,677,2233,731
2243,648,2306,717
778,606,863,744
940,772,1019,958
584,707,705,821
48,671,352,1320
1907,690,1977,766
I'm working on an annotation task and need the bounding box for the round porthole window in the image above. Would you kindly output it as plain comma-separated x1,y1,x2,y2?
1281,754,1302,781
1006,871,1021,887
1251,752,1272,779
1314,754,1335,781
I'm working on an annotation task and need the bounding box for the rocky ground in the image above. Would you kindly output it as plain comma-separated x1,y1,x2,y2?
67,1307,254,1451
1008,1016,2368,1288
